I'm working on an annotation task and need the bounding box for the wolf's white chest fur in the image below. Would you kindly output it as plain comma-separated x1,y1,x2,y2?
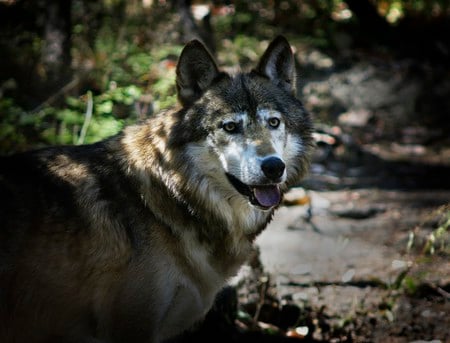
155,185,268,340
157,235,221,340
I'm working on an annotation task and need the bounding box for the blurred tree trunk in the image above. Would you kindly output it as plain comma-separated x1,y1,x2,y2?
344,0,385,26
41,0,72,90
343,0,392,39
171,0,215,54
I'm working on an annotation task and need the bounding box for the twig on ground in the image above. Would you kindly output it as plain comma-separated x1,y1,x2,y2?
77,91,93,145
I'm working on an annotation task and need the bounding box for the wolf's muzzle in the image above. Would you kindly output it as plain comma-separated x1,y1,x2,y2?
261,157,285,181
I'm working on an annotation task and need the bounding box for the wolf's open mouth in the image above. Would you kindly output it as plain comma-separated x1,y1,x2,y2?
226,173,281,209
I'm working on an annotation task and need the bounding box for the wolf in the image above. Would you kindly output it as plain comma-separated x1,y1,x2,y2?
0,36,313,342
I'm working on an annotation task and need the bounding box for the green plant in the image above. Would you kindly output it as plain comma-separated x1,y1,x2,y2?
390,206,450,297
0,98,29,153
423,207,450,255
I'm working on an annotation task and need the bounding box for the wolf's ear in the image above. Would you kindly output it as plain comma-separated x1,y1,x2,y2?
255,36,296,94
176,40,220,106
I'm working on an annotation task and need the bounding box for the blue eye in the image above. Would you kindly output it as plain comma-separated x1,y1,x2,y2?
268,117,280,128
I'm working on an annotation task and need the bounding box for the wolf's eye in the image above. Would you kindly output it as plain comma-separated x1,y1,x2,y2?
223,121,238,133
268,117,281,128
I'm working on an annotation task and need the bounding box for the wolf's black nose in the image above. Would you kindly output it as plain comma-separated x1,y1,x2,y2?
261,157,285,180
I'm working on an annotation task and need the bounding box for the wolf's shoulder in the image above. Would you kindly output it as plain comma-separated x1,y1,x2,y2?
0,140,133,217
0,141,116,180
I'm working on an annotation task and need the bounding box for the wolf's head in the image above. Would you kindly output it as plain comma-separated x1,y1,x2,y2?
171,36,313,212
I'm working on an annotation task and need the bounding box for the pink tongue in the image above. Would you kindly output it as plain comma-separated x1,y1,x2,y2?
253,186,281,208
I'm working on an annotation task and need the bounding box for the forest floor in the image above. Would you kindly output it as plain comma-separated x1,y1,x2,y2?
254,188,450,342
172,47,450,342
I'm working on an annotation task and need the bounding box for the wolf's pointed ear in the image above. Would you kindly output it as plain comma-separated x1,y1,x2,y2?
255,36,296,94
176,40,220,106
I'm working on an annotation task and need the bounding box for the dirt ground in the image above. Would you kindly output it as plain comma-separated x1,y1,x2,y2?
255,188,450,342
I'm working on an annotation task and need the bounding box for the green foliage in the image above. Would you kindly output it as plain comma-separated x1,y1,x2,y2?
1,9,183,153
146,45,182,112
0,84,144,153
407,206,450,256
126,52,154,79
401,275,418,295
50,84,143,145
218,35,265,67
423,208,450,255
391,206,450,297
379,0,450,20
2,0,449,154
0,99,29,153
151,74,177,112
